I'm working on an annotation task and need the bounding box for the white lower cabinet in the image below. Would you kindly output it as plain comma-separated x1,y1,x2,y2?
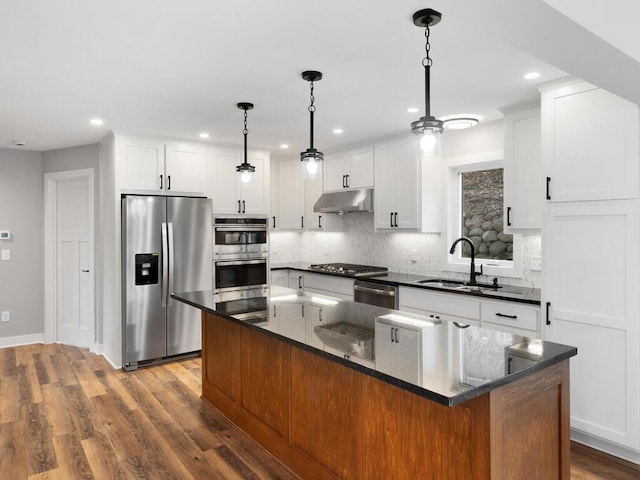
480,300,539,337
300,272,354,301
270,269,290,288
544,200,640,452
399,287,481,327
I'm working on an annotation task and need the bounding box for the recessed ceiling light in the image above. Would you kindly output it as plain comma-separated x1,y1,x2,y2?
199,132,210,139
407,107,419,113
524,71,540,80
333,128,343,135
440,114,481,130
280,144,289,149
12,140,27,147
89,118,104,126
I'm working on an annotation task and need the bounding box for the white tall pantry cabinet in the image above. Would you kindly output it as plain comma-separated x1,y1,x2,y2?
540,78,640,460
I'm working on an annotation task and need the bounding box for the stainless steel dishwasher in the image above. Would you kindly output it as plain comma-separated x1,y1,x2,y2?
353,280,398,309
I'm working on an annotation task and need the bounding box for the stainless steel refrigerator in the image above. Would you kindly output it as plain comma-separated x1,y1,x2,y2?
121,195,212,370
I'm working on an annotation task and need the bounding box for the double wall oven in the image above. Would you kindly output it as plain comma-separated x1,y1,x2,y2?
213,216,269,293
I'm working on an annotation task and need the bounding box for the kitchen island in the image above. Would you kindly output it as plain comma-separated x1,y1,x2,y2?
173,286,577,480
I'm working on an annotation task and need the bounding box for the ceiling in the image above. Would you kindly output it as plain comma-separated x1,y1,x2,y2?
0,0,637,153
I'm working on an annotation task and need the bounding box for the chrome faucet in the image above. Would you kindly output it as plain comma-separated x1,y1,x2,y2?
449,237,483,285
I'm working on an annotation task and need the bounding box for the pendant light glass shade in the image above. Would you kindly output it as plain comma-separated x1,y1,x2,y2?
411,9,444,158
300,70,323,179
236,102,256,184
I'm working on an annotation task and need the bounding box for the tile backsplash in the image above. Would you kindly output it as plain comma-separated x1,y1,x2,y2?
270,212,541,288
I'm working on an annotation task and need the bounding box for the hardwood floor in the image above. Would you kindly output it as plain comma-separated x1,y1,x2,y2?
0,343,638,480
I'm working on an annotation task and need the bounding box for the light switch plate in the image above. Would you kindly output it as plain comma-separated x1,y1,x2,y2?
1,249,10,261
1,311,9,322
0,231,9,240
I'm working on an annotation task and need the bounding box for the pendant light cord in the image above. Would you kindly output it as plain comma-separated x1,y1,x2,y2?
308,81,315,149
243,108,248,165
423,21,433,119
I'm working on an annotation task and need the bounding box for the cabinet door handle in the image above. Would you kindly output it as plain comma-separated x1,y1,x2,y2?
242,200,246,213
506,206,511,226
237,200,241,213
394,328,399,343
301,304,305,317
390,327,394,343
394,212,398,227
546,301,551,326
342,175,346,188
318,215,322,228
167,175,171,190
272,216,276,228
346,174,350,188
546,176,551,200
298,276,302,289
495,313,518,319
319,308,323,322
159,174,163,190
390,212,394,228
301,216,304,228
81,269,90,273
273,305,277,317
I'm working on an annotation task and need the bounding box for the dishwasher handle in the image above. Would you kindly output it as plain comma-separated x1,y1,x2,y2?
353,284,396,296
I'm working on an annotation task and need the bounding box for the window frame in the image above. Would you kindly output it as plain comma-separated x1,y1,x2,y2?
444,152,522,279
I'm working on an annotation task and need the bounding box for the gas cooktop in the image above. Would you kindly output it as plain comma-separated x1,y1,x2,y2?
308,263,388,277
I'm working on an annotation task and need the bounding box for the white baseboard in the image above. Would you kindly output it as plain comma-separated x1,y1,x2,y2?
101,352,122,370
0,333,45,348
90,343,103,355
572,429,640,465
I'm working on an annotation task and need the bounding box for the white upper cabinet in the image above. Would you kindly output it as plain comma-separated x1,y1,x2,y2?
118,137,205,194
541,79,639,202
501,103,542,232
374,136,441,232
323,145,374,192
272,159,304,230
304,174,343,232
211,148,270,215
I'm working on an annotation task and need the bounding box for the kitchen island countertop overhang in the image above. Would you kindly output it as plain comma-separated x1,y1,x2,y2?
172,286,575,406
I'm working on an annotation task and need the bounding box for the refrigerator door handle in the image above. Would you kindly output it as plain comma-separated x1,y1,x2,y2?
161,222,169,307
167,222,175,306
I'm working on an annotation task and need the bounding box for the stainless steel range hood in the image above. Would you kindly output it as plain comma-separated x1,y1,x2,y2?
313,189,373,214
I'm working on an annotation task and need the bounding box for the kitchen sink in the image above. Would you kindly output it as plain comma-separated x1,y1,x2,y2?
415,278,502,291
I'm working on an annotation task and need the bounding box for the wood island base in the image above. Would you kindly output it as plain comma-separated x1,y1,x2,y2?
201,311,570,480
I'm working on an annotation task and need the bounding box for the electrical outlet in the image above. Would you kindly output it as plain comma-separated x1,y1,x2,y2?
1,311,9,322
1,249,9,261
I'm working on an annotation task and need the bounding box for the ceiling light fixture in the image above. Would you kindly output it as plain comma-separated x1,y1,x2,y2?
442,116,480,130
89,118,103,126
524,71,540,80
199,132,210,139
407,107,419,113
280,143,289,149
411,8,443,157
333,128,343,135
236,102,256,184
300,70,323,179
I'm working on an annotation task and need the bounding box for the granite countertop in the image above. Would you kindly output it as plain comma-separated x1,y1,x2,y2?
173,286,575,407
271,263,541,305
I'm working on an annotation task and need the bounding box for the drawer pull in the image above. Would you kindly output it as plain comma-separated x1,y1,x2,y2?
495,312,518,319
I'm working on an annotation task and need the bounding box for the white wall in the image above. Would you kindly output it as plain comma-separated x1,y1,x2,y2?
0,149,44,342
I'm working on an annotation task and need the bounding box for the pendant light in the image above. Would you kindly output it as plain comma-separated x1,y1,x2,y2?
236,102,256,184
410,8,443,158
300,70,323,179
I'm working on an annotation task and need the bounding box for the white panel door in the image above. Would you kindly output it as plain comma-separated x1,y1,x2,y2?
56,177,93,347
544,201,639,449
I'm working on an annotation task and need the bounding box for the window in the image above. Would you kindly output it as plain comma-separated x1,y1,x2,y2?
460,168,513,261
445,156,521,278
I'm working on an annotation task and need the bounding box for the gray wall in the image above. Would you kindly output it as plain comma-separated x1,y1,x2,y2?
0,149,44,340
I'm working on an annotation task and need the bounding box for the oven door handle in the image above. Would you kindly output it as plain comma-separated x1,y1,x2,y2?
353,285,396,296
214,226,267,232
215,259,267,266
